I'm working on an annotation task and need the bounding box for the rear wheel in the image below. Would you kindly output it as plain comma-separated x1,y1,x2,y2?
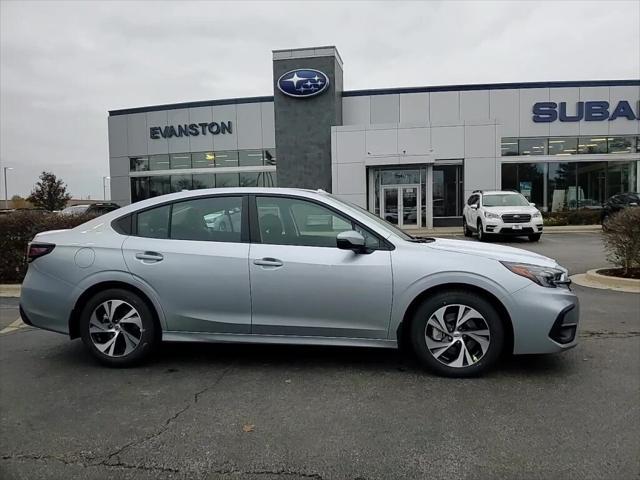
80,289,157,367
410,290,504,377
463,218,472,237
529,233,542,242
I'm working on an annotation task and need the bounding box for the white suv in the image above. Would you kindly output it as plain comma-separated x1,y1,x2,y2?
463,190,544,242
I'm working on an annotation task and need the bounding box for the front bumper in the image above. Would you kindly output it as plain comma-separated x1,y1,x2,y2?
508,283,579,354
485,221,543,235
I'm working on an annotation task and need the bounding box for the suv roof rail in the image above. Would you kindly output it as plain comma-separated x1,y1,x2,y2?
472,190,483,194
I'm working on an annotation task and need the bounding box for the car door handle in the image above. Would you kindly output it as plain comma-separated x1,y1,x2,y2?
253,257,283,267
135,251,164,262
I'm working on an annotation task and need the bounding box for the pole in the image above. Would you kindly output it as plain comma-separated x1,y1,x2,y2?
102,176,110,201
3,167,9,210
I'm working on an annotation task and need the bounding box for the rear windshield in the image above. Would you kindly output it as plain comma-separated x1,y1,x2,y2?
482,194,530,207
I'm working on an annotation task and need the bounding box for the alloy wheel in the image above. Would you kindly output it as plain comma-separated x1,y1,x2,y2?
424,304,491,368
89,300,144,357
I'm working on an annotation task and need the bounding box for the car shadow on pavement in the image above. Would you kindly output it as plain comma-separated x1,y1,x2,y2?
47,338,573,379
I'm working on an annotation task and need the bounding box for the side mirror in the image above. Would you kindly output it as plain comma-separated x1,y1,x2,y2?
529,202,536,207
470,204,478,210
337,230,366,253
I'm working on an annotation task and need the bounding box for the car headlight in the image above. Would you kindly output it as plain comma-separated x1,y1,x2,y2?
532,211,542,218
484,211,501,220
500,261,569,288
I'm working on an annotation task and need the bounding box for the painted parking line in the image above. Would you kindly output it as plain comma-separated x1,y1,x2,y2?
0,317,27,335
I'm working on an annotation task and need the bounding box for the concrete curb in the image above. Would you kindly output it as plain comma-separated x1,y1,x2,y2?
571,268,640,294
0,284,21,298
410,225,602,236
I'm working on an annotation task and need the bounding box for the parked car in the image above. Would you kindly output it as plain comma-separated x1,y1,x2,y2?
61,203,120,216
463,190,544,242
600,192,639,228
20,188,578,377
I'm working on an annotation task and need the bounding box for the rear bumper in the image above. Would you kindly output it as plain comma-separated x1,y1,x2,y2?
509,283,579,354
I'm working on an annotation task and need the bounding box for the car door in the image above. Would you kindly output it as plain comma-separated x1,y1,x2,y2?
248,195,393,339
465,194,479,227
121,195,251,333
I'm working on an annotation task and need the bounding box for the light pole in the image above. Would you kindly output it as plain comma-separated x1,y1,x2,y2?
102,176,110,201
3,167,13,210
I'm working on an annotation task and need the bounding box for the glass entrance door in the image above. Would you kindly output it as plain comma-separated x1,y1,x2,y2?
381,185,421,228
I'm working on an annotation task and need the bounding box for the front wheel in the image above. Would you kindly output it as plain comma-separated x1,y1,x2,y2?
463,218,472,237
80,289,158,367
477,220,488,242
529,233,542,242
410,290,505,377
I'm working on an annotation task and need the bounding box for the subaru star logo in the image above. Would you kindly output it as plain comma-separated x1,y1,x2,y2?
277,69,330,98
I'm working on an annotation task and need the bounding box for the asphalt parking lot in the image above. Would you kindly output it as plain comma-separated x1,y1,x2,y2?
1,233,639,480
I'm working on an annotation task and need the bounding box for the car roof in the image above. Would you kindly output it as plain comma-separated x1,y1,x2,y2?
481,191,520,196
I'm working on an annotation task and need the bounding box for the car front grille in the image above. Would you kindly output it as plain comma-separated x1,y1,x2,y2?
501,213,531,223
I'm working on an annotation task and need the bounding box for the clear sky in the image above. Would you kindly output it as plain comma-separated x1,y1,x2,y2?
1,0,639,200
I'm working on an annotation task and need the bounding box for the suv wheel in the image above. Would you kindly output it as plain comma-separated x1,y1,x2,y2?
80,289,157,367
463,218,472,237
528,233,542,242
410,290,505,377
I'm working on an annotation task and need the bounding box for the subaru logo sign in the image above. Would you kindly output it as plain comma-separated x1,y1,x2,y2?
277,69,330,98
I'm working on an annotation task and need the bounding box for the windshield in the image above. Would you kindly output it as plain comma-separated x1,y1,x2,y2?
482,194,530,207
327,194,414,241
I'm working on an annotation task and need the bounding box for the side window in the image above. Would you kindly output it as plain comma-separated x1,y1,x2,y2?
256,197,354,247
467,195,478,206
171,196,243,242
137,205,170,239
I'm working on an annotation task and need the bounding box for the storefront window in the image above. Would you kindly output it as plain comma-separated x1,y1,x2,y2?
432,165,463,217
149,175,170,197
239,150,264,167
191,152,215,169
171,174,192,192
578,137,607,154
149,155,170,171
501,138,518,156
607,136,634,154
131,177,149,202
192,174,215,189
215,173,239,187
380,169,420,184
502,163,545,207
548,137,578,156
518,138,547,156
607,161,637,196
548,162,577,211
130,157,149,172
577,162,607,208
215,151,239,168
239,172,262,187
170,154,191,169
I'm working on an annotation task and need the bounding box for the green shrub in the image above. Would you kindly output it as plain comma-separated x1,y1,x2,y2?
0,211,96,283
602,208,640,275
542,209,601,226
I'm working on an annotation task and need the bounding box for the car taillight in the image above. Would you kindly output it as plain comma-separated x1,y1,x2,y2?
26,243,55,262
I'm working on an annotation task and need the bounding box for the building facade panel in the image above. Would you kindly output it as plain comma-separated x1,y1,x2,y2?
188,106,214,152
126,113,148,157
489,89,519,137
370,94,400,124
167,109,190,154
236,103,263,150
399,92,429,124
146,110,169,155
342,96,371,125
460,90,490,121
430,91,460,125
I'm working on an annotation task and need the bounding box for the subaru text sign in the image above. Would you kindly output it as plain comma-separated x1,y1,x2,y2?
532,100,640,122
277,69,330,98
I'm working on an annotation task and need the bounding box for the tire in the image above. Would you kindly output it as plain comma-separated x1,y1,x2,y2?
528,233,542,242
463,219,472,237
80,288,158,367
410,290,505,377
477,220,488,242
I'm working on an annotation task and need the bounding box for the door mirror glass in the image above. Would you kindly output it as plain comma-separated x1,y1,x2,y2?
336,230,366,253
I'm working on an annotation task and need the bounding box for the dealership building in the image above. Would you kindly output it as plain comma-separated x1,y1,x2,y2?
108,46,640,228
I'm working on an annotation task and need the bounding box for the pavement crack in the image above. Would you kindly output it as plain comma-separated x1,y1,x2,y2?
2,453,180,473
579,330,640,339
99,363,233,467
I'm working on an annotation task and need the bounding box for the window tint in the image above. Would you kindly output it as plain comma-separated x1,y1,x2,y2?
256,197,358,248
467,195,478,206
137,205,170,239
171,196,242,242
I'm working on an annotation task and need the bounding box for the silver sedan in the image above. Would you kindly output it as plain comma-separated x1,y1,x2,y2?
20,188,579,377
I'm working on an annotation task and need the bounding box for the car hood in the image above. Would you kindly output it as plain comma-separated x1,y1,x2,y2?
427,238,558,267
